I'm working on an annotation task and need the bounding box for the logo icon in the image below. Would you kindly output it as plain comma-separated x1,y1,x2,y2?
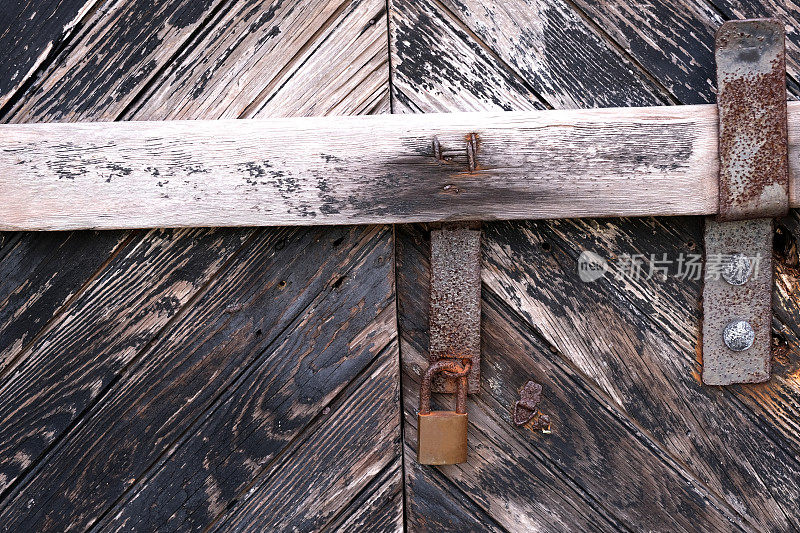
578,251,608,283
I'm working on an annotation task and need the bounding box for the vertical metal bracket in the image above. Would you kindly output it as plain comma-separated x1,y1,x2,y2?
702,19,788,385
429,222,481,394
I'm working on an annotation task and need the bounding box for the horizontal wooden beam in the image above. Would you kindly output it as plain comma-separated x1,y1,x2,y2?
2,102,799,230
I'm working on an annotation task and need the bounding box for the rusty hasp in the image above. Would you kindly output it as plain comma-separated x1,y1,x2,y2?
429,222,482,393
702,19,788,385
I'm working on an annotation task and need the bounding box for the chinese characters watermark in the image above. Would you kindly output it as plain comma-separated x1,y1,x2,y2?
577,250,762,283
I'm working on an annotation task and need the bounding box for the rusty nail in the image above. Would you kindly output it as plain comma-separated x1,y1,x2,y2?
432,137,443,161
466,133,478,171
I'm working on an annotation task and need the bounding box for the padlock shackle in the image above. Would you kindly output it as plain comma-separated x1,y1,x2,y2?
419,359,472,415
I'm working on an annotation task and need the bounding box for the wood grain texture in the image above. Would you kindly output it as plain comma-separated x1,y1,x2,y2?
0,225,397,532
483,217,800,531
0,227,253,499
0,230,127,374
211,340,401,532
392,1,800,531
0,103,737,230
0,0,99,112
1,0,398,531
4,0,230,122
434,0,669,108
131,0,389,120
13,100,800,230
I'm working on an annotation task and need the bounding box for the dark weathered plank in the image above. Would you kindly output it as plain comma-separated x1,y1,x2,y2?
5,0,229,122
0,0,99,112
1,1,395,530
0,225,395,531
390,0,545,113
403,450,505,533
435,0,670,108
98,289,398,532
397,223,748,532
210,341,401,532
568,0,721,104
326,457,404,533
726,210,800,453
0,230,128,374
0,227,253,499
133,0,389,119
392,1,800,530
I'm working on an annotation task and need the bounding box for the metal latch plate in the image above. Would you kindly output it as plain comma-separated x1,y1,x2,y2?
702,218,773,384
429,223,481,393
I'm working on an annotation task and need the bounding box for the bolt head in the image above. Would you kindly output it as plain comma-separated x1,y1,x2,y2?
722,253,752,286
723,319,755,351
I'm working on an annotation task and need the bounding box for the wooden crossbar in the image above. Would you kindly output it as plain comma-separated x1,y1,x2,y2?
2,102,799,231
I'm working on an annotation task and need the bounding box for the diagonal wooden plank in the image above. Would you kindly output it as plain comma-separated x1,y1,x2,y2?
0,225,395,531
326,457,404,532
5,0,233,123
0,0,100,112
723,211,800,455
433,0,670,108
0,230,128,375
482,218,800,531
537,212,800,515
390,0,545,113
403,450,506,533
208,341,401,532
96,299,398,531
391,2,800,527
250,1,390,118
0,2,393,529
0,227,254,499
131,0,388,120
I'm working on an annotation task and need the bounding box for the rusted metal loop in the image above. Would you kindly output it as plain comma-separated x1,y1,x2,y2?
513,380,543,426
419,359,472,415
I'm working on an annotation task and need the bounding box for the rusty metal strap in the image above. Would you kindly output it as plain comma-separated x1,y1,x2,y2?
429,222,481,394
716,18,789,221
702,19,788,385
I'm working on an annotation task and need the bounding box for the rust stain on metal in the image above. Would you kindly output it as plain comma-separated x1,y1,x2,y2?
419,358,472,415
702,19,787,385
429,223,481,393
702,219,773,384
513,380,550,431
716,19,788,221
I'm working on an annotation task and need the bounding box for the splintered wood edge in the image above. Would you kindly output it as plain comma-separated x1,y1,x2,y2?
1,101,798,230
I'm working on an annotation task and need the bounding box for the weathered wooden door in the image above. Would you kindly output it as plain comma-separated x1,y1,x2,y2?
2,0,800,532
0,1,402,531
391,1,800,531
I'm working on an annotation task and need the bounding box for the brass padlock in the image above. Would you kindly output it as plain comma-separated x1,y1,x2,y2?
417,359,472,465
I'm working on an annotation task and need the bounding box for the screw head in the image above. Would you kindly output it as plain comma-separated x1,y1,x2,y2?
722,253,752,286
723,319,755,351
